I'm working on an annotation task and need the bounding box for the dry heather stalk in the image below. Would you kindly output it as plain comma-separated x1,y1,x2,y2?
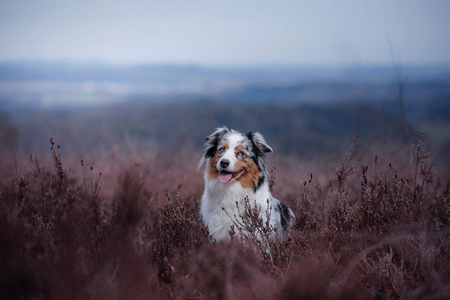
411,133,436,190
1,134,448,299
50,138,64,183
336,136,358,188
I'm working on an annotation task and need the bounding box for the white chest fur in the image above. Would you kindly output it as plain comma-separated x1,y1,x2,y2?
200,177,279,242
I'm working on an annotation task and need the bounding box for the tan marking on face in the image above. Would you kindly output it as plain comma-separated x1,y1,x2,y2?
235,144,245,152
234,158,259,189
207,154,219,180
235,144,247,160
207,141,228,180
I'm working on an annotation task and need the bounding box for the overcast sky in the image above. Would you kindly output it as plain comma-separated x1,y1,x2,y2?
1,0,449,66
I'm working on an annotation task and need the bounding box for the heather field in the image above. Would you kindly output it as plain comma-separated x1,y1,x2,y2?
1,130,449,299
0,63,449,300
2,1,450,298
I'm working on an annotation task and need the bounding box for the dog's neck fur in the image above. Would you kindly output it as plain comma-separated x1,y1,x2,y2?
201,170,273,241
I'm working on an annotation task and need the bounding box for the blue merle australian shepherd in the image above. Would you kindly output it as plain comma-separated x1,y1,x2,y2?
199,127,295,242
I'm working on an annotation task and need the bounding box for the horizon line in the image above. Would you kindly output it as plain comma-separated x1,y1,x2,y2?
1,59,450,70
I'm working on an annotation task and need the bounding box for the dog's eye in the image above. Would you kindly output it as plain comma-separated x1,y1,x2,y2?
218,147,225,154
237,151,245,157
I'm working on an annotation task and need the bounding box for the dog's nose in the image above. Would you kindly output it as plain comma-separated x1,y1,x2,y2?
220,159,230,169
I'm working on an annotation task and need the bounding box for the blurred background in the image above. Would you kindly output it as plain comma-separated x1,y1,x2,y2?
0,0,449,182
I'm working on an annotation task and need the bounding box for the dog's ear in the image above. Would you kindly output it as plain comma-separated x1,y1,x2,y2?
205,126,230,143
198,127,230,171
247,131,272,191
248,131,273,154
204,126,230,157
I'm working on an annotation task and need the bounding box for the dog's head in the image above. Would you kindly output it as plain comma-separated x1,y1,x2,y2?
199,126,273,191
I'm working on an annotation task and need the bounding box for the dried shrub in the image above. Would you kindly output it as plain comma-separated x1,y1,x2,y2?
1,134,449,299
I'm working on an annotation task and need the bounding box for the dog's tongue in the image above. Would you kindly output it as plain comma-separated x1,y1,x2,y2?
219,171,233,184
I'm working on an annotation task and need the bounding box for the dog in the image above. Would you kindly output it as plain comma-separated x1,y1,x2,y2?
198,126,295,242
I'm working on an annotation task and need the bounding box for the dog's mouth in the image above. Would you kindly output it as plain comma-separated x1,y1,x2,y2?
219,169,243,184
